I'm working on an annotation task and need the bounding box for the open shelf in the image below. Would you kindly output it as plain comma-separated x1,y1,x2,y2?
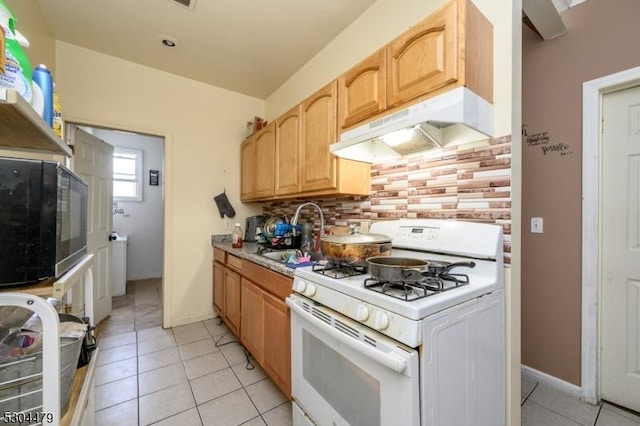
0,88,72,157
0,254,96,425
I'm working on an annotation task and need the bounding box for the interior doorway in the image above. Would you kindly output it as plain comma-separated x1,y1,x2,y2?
72,123,166,334
582,66,640,409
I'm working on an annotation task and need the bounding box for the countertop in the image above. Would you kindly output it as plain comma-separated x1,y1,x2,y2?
211,239,296,278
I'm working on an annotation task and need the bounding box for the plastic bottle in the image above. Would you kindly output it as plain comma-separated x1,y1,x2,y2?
52,87,62,138
32,64,53,126
0,0,32,103
232,223,244,248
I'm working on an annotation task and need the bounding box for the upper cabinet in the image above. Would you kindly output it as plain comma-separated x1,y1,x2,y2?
386,0,459,107
300,82,338,193
300,81,370,196
240,121,275,201
242,82,370,202
338,49,387,131
253,123,276,199
0,88,72,156
275,105,302,196
338,0,493,131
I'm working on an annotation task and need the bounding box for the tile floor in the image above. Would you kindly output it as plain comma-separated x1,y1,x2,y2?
93,280,292,426
521,374,640,426
96,281,640,426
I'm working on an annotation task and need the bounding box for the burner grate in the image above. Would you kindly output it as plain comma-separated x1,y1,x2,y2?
312,261,368,279
364,272,470,301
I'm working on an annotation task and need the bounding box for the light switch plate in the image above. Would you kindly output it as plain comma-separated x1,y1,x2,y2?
531,217,543,234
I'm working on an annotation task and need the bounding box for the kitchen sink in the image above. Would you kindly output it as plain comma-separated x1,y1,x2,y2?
259,250,324,264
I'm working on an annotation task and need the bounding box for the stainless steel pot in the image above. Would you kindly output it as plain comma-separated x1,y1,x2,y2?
320,228,392,266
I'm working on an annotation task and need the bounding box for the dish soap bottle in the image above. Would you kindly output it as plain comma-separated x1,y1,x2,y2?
232,223,244,248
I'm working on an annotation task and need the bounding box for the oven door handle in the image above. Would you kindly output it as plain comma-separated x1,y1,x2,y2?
287,298,408,374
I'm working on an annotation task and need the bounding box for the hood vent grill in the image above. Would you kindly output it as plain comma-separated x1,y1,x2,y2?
169,0,196,10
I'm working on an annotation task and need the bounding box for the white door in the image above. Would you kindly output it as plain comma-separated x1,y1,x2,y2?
601,84,640,412
70,125,113,324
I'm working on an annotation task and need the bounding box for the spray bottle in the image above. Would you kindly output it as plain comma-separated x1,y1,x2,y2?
0,0,32,104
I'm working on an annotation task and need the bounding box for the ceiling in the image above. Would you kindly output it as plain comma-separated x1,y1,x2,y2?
36,0,377,99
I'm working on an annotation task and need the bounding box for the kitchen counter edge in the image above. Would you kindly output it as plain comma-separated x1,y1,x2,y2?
211,240,295,278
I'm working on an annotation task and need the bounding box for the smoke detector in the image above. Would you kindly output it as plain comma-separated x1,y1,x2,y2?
167,0,196,10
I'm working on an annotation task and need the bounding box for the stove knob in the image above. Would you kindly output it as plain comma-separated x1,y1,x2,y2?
373,311,390,330
355,305,369,321
303,283,316,297
293,280,306,294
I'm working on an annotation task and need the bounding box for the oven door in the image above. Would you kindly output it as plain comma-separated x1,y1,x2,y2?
287,294,420,426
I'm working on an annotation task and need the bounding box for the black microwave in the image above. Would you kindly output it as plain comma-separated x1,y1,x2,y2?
0,157,88,286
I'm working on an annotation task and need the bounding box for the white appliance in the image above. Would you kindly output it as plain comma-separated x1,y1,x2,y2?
287,219,505,426
329,87,494,164
111,234,128,297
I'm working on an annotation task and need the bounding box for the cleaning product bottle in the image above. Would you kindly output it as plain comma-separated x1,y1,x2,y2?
0,0,32,103
52,86,63,138
0,21,6,75
32,64,53,126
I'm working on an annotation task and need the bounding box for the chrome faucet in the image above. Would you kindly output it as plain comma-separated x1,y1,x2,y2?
291,202,325,240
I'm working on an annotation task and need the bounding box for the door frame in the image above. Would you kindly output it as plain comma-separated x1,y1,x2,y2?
582,65,640,404
65,117,172,328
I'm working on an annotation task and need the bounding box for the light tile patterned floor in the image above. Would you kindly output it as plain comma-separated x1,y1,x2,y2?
521,374,640,426
94,280,291,426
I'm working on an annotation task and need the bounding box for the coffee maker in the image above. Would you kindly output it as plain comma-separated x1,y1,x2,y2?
245,215,265,242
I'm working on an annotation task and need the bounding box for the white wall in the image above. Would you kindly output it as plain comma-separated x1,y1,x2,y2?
55,42,264,327
93,129,164,281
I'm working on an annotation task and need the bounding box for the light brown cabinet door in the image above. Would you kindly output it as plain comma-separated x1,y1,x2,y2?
213,261,224,315
223,268,241,336
262,292,291,398
240,137,255,201
300,81,338,192
386,0,457,108
275,106,302,196
338,49,387,130
240,278,264,363
253,122,276,199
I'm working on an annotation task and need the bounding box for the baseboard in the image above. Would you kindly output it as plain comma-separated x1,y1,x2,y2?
127,275,162,282
521,365,582,399
168,311,217,328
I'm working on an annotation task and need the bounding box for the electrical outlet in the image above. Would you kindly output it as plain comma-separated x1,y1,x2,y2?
360,220,371,233
531,217,543,234
224,220,232,231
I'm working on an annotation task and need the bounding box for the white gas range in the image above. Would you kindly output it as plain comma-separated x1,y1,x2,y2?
287,219,505,426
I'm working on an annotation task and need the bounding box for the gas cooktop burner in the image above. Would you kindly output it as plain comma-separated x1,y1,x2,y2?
312,261,368,279
364,273,471,301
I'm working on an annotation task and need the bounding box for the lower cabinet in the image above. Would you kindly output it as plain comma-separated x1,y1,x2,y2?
223,267,241,337
212,248,292,398
262,291,291,396
239,276,291,398
213,261,224,314
240,278,264,363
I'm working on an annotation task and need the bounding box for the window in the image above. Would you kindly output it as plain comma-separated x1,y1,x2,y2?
113,148,143,201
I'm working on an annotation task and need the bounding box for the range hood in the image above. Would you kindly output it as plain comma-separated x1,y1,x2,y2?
330,87,494,164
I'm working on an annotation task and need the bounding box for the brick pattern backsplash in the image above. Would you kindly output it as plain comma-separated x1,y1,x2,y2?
262,135,511,263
